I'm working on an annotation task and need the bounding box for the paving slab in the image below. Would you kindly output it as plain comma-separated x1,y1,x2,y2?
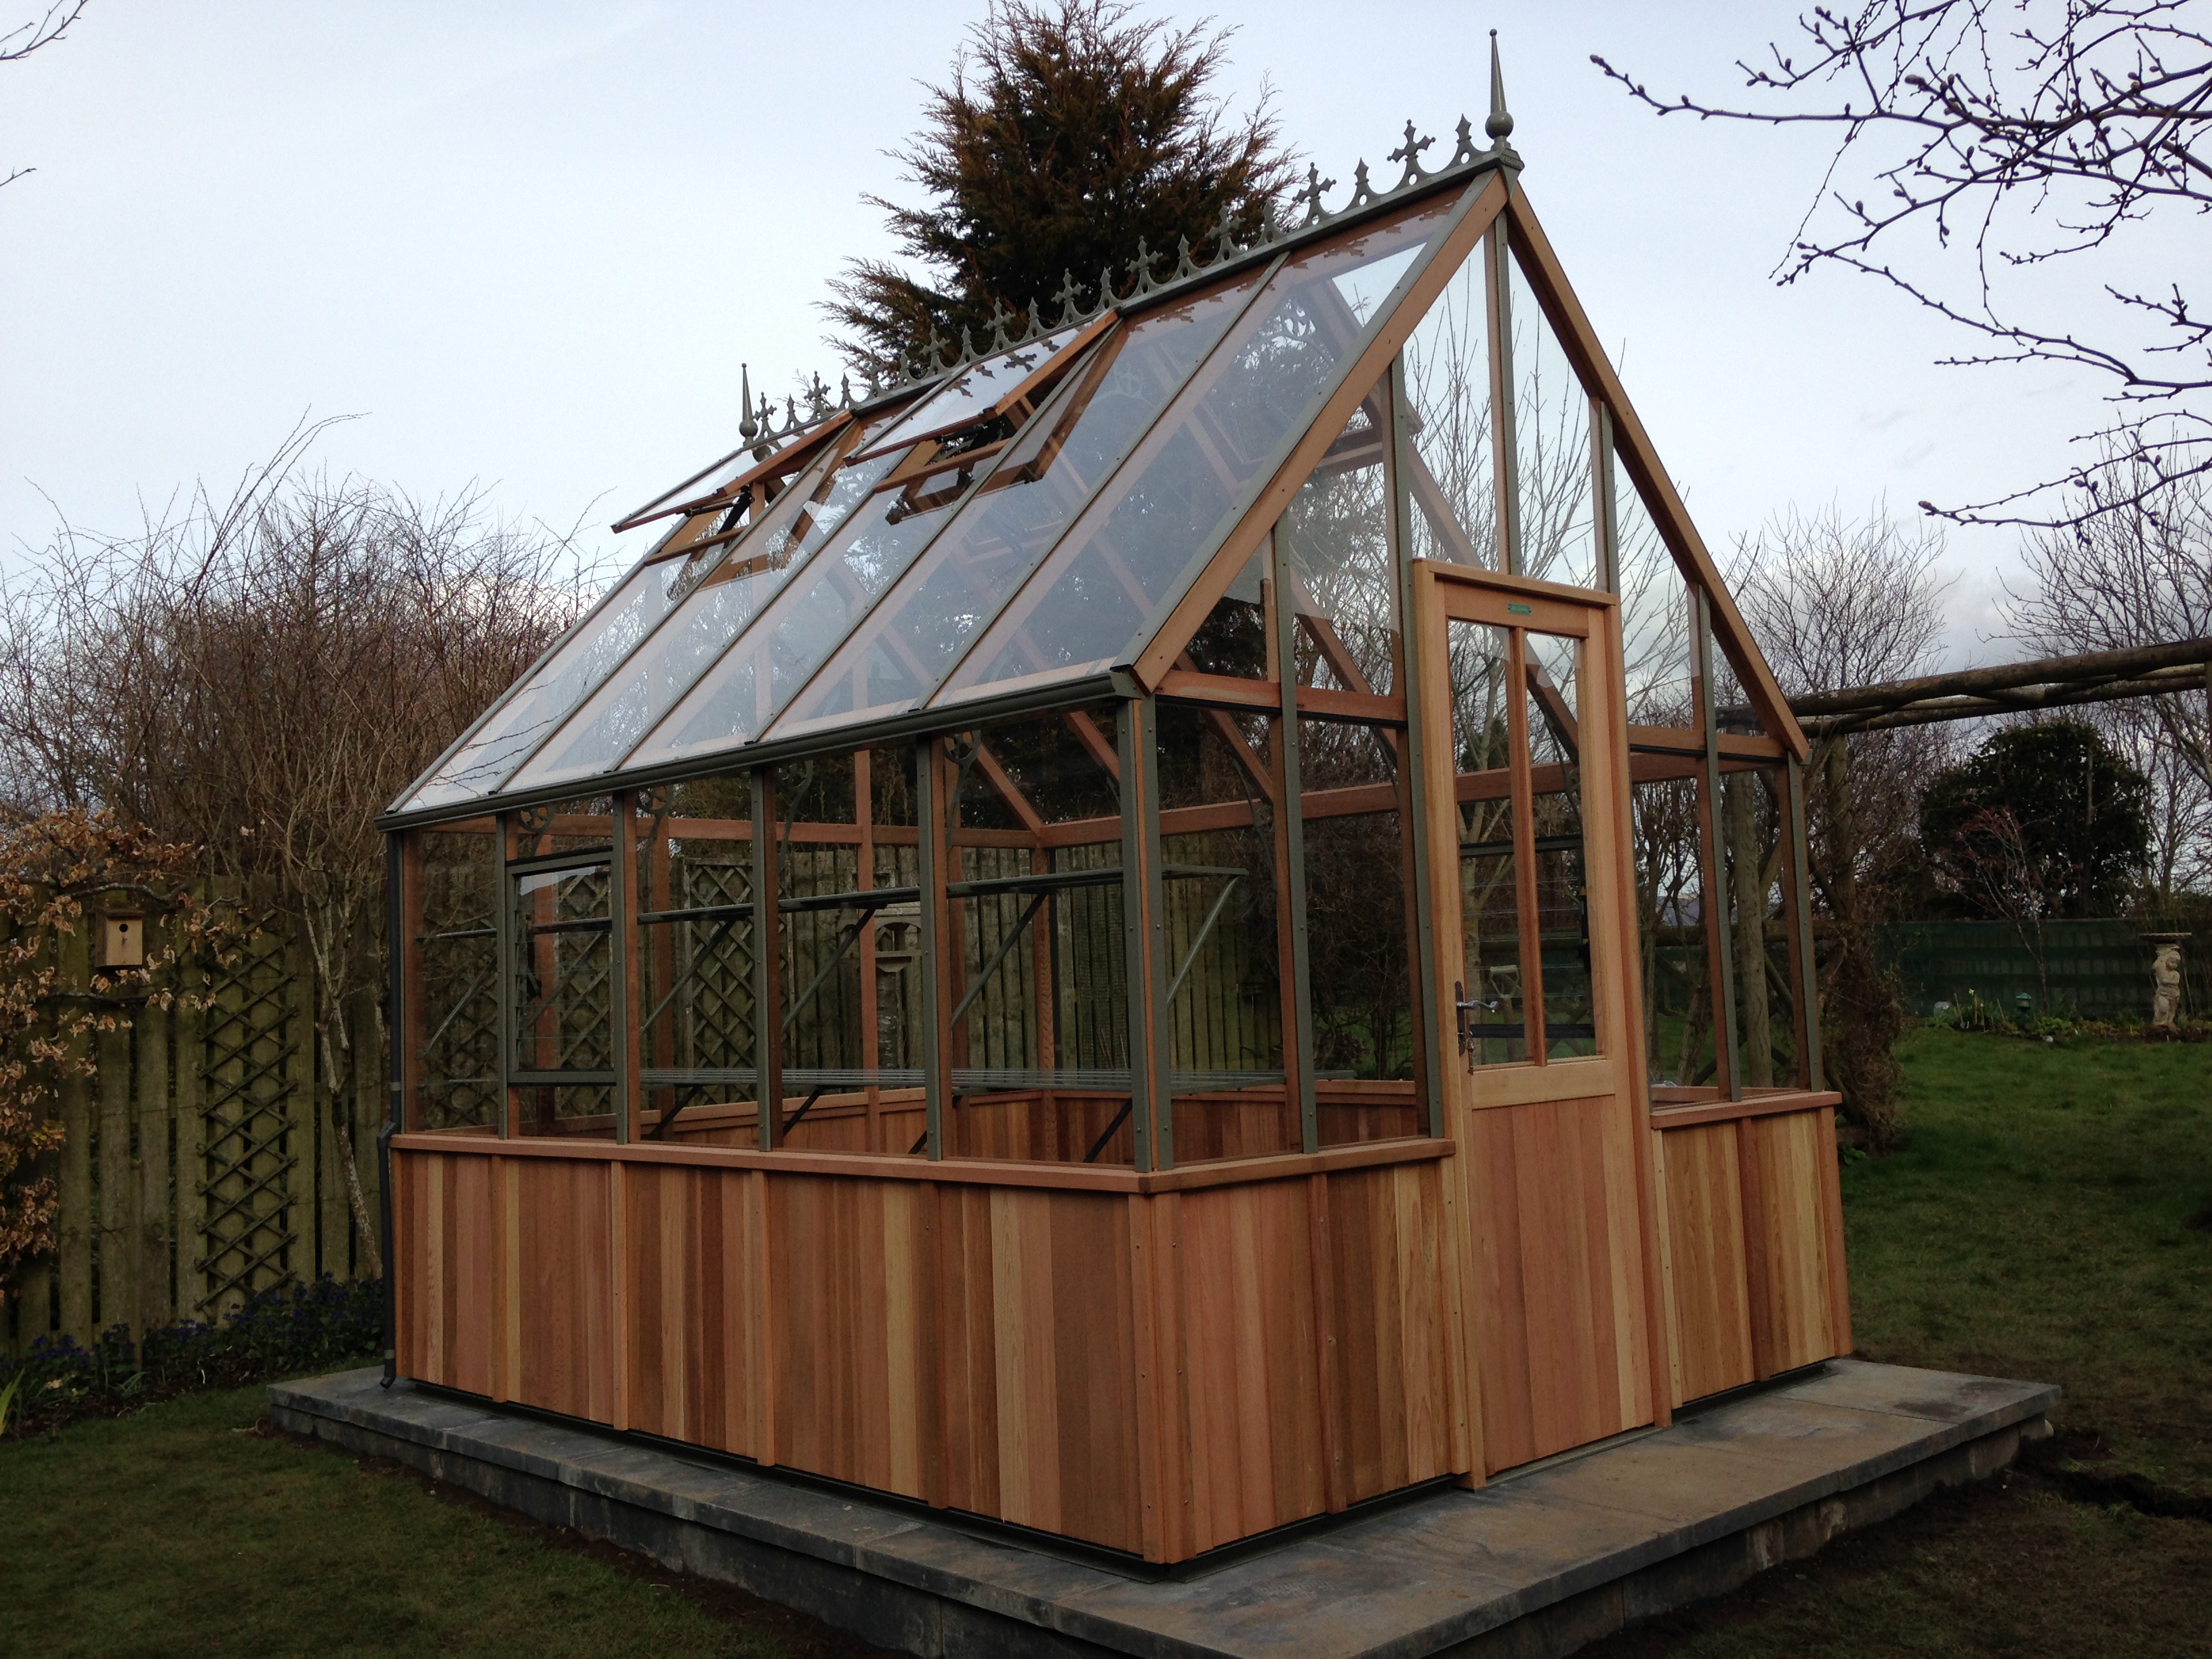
272,1359,2057,1659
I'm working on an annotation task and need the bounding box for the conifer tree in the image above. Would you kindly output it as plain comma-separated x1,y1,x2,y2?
826,1,1292,377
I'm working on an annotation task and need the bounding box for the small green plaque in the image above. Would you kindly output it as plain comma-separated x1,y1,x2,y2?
1507,602,1534,615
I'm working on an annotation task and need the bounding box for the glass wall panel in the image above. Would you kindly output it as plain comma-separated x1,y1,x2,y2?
767,277,1260,736
1281,379,1398,694
1724,762,1797,1088
930,706,1130,1162
634,773,758,1142
1155,703,1288,1162
1448,621,1525,1062
414,825,499,1130
937,188,1468,703
1632,773,1707,1091
1615,468,1693,721
512,430,880,790
508,817,616,1139
1298,715,1424,1141
405,544,718,811
1401,239,1492,567
1507,259,1597,590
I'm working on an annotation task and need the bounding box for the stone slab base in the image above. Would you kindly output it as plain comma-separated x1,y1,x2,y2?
270,1360,2058,1659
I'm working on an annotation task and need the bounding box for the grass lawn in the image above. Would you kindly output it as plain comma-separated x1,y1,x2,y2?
1587,1024,2212,1657
0,1382,888,1658
2,1025,2205,1657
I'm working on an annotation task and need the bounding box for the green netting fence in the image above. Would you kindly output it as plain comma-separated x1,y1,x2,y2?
1875,920,2203,1021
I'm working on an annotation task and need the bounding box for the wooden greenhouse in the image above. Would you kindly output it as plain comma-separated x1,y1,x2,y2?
380,72,1850,1567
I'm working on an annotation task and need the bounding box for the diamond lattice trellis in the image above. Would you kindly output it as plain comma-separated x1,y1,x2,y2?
195,927,301,1312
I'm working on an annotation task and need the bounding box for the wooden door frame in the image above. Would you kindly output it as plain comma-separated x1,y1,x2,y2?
1410,558,1673,1452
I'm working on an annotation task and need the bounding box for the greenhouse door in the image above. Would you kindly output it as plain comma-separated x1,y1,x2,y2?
1409,559,1660,1476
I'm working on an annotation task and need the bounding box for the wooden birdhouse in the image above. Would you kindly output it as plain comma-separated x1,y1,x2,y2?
97,909,146,970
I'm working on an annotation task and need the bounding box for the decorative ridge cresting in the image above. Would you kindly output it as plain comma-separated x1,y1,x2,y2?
704,81,1523,469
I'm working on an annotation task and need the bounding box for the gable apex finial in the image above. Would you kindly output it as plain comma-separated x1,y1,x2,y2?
738,364,758,441
1486,30,1515,144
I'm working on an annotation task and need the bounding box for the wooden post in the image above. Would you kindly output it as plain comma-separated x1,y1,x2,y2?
136,995,173,1330
1387,355,1439,1130
918,738,951,1160
613,792,640,1145
856,749,881,1150
58,920,93,1343
1118,699,1168,1171
1270,531,1319,1153
752,771,783,1150
493,813,515,1139
98,998,135,1333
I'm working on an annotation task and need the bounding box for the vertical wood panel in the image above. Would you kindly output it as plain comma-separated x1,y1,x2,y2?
97,1016,136,1336
1655,1123,1755,1405
1466,1096,1652,1473
136,1003,174,1332
1742,1110,1843,1374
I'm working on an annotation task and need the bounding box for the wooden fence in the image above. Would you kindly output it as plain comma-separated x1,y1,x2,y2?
4,908,384,1357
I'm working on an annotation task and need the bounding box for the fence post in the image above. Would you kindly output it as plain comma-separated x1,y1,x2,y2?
174,939,208,1318
137,991,174,1334
57,921,94,1345
96,997,135,1339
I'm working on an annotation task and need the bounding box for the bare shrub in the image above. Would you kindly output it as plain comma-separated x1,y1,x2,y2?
0,430,594,1269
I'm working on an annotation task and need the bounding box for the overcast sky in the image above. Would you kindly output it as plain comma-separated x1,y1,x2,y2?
0,1,2134,668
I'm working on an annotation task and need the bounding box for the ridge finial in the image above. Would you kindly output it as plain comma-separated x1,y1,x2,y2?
739,365,758,441
1486,30,1515,143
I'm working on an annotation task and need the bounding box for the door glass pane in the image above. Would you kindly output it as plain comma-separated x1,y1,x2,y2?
1525,632,1597,1057
1448,620,1524,1063
936,188,1467,703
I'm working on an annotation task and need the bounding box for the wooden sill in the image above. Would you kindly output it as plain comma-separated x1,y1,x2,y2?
389,1129,1451,1194
1648,1088,1843,1130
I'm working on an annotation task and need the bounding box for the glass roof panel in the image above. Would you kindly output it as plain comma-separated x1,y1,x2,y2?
506,435,866,792
931,189,1465,707
764,278,1265,739
627,451,977,766
400,538,722,812
855,325,1085,458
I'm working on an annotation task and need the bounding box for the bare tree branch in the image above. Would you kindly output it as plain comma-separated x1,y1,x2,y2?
1596,2,2212,531
1,1,87,189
